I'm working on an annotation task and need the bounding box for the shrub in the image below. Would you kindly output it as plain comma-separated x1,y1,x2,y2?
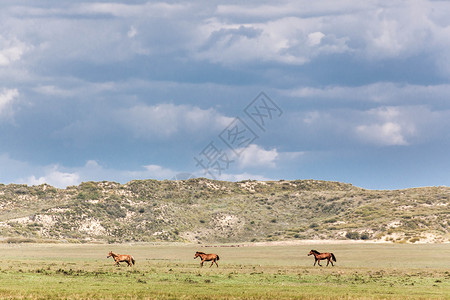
360,232,370,240
345,231,360,240
409,237,420,243
6,237,36,244
324,218,337,223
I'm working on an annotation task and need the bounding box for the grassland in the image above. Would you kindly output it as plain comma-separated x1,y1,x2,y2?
0,242,448,299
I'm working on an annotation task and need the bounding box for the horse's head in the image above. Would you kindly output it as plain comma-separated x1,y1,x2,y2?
194,251,204,259
308,250,319,256
107,251,113,258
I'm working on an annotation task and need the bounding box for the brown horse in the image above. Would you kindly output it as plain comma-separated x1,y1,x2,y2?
107,251,135,267
308,250,336,266
194,251,220,268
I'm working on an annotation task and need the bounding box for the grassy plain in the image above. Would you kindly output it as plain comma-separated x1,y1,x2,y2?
0,242,448,299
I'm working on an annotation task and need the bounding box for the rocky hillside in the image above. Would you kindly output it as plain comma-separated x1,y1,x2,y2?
0,179,449,244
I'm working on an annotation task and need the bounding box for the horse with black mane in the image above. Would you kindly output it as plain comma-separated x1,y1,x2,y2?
107,251,135,267
194,251,220,268
307,249,336,266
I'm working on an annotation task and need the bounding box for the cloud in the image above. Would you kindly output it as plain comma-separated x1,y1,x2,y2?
4,0,449,75
0,36,28,66
307,31,325,46
76,2,188,18
33,85,74,98
355,106,419,146
72,161,182,185
195,16,350,65
24,165,80,188
286,83,450,109
289,104,441,148
141,164,176,179
115,103,233,139
356,122,408,146
361,1,435,60
18,160,186,188
237,144,278,168
127,26,137,38
216,2,369,19
0,88,19,119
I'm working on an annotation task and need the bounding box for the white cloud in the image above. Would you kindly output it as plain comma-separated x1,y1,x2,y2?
24,165,80,188
289,104,438,147
142,164,176,179
237,144,279,168
127,26,137,38
3,0,448,72
115,103,233,139
71,161,182,185
356,122,408,146
76,2,188,18
362,2,434,59
0,36,28,66
307,32,325,46
0,88,19,118
355,106,417,146
16,160,187,188
194,1,450,74
195,16,350,65
216,2,369,19
286,82,450,108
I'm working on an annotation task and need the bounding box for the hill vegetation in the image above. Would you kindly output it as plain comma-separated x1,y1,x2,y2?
0,179,448,244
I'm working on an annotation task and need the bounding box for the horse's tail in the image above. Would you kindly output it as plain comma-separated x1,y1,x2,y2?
216,255,220,261
331,253,336,262
131,256,135,265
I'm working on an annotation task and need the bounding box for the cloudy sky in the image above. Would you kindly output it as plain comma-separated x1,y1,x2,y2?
1,0,450,190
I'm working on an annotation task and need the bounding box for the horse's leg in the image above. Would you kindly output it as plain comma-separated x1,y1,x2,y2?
209,260,214,268
201,260,204,267
215,259,219,268
314,258,317,266
326,258,330,266
317,259,322,267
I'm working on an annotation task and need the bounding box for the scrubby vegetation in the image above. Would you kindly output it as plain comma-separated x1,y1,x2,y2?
0,179,449,243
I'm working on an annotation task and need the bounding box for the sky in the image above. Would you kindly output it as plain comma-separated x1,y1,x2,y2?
1,0,450,190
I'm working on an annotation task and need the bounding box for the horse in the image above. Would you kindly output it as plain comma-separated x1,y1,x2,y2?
107,251,135,267
194,251,220,268
307,249,336,266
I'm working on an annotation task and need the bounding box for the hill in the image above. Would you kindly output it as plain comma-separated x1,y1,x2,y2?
0,179,448,243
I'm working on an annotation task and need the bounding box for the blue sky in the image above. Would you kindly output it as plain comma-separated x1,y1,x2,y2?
1,0,450,189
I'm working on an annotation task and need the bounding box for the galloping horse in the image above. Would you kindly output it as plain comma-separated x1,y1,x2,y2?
307,250,336,266
194,251,220,268
107,251,135,267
